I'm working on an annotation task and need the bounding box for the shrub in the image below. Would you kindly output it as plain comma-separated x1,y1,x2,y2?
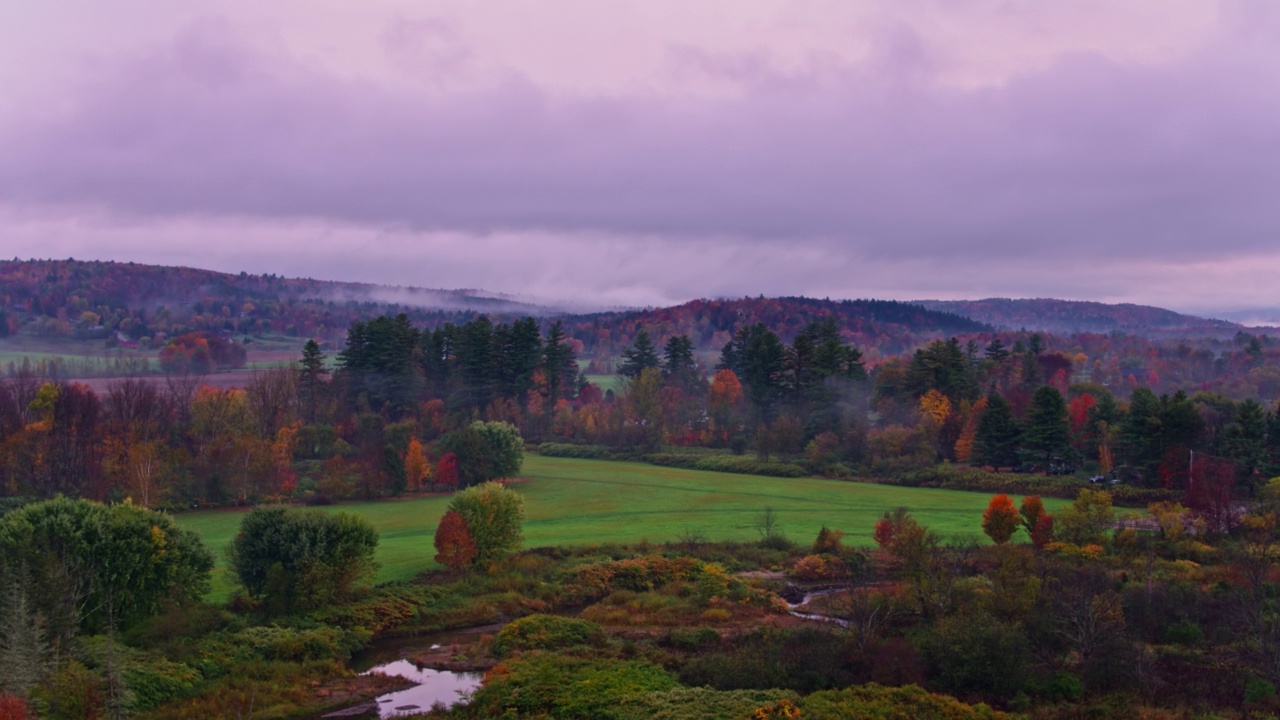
491,614,605,656
617,687,798,720
789,554,846,581
802,683,1011,719
466,653,679,720
231,625,366,663
227,507,378,615
812,526,845,554
666,627,721,651
1164,620,1204,646
1246,679,1277,705
678,628,853,693
914,611,1032,700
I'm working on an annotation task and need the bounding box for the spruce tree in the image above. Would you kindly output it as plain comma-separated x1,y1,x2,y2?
619,329,661,378
1023,386,1070,465
975,392,1021,468
298,339,327,424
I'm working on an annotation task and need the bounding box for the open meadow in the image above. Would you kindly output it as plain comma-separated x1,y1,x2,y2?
175,454,1065,599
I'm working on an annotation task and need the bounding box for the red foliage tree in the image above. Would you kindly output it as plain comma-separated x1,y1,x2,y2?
434,509,478,570
982,494,1019,544
436,452,459,492
1186,455,1238,535
1067,393,1095,447
874,508,912,549
0,695,33,720
1031,514,1055,549
1019,495,1054,548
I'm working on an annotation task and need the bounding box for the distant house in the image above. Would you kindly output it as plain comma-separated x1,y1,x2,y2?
116,331,138,349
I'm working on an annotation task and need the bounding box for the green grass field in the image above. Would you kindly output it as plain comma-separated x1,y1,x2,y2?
175,455,1064,599
584,374,624,394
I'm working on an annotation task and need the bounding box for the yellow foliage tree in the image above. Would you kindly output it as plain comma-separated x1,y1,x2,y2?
919,389,952,427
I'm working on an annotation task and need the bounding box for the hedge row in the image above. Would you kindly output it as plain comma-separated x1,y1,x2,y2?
884,466,1180,507
642,453,807,478
538,443,614,460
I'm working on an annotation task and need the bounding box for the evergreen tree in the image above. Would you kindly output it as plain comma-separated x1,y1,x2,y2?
457,316,495,410
729,324,788,422
975,392,1021,468
984,338,1009,362
619,329,661,378
1220,399,1267,493
337,314,421,415
1023,386,1070,465
1266,406,1280,478
806,316,866,381
1119,388,1162,479
298,339,327,424
543,320,577,412
907,338,975,403
506,317,544,409
662,335,699,392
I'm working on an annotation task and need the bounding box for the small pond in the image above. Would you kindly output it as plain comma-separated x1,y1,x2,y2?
321,626,496,718
360,658,483,717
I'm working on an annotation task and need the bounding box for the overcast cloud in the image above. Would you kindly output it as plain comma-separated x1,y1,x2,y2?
2,1,1278,313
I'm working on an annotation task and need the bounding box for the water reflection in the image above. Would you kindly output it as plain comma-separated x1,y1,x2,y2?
363,659,483,717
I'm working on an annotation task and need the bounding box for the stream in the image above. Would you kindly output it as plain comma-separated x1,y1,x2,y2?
784,586,850,628
320,586,847,717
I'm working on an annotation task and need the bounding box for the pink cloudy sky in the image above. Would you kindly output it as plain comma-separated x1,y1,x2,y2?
2,1,1279,313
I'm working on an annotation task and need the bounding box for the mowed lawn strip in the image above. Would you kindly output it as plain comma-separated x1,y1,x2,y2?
174,454,1066,600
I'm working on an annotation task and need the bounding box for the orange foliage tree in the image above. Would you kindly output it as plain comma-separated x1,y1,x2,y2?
403,438,431,492
953,396,987,464
982,494,1019,545
707,369,743,443
434,509,478,570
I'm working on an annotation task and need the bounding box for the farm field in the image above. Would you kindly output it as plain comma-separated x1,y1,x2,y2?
175,454,1065,600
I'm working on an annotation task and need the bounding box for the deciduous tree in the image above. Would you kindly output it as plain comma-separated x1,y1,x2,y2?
982,494,1019,544
433,510,477,571
447,482,525,568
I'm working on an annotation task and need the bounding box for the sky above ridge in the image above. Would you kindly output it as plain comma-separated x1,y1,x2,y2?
3,1,1280,314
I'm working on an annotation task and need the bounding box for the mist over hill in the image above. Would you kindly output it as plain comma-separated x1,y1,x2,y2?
914,298,1245,338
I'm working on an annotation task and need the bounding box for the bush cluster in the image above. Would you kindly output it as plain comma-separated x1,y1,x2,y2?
537,443,614,460
491,614,605,656
643,453,806,478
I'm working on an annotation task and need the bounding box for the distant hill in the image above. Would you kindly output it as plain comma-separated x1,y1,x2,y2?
914,298,1242,337
0,259,993,364
0,258,552,342
564,296,988,361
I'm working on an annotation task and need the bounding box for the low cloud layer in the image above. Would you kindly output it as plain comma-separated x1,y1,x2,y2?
3,1,1279,313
